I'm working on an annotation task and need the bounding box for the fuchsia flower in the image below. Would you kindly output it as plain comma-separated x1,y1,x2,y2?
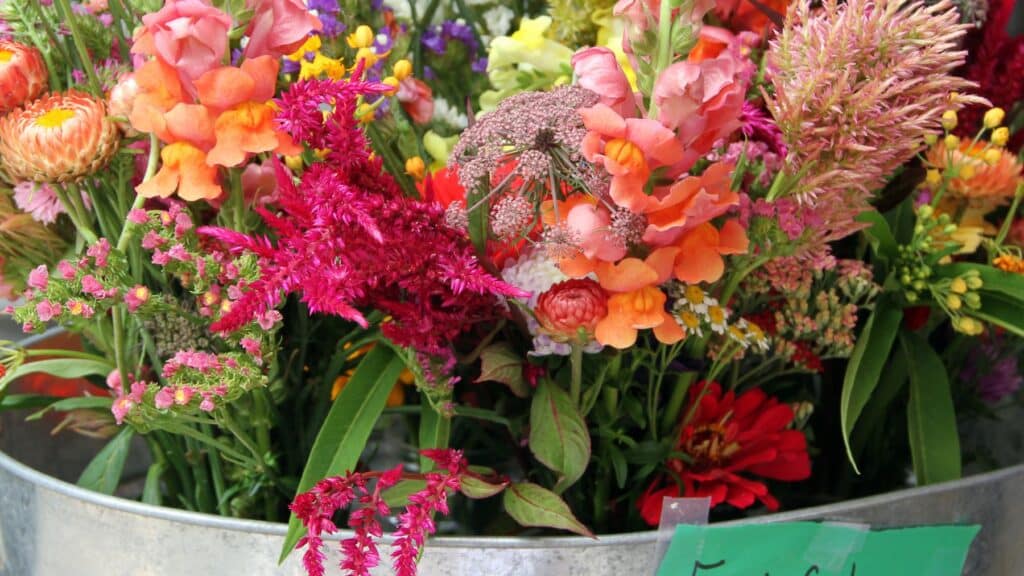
571,47,634,117
132,0,232,96
124,285,151,312
243,0,322,59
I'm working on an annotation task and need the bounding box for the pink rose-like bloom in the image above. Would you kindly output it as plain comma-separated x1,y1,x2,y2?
566,203,628,262
35,300,61,322
27,264,48,290
131,0,232,96
534,278,609,342
241,161,279,205
396,78,434,125
125,285,151,311
653,53,747,173
572,47,635,118
154,387,174,409
107,72,139,128
244,0,322,59
199,393,215,412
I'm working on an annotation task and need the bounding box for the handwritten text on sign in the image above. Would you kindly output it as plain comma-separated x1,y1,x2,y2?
657,522,979,576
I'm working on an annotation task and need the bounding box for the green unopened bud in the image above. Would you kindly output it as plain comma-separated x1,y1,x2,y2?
902,274,914,285
964,292,981,309
912,280,926,291
966,276,983,290
914,224,925,235
917,205,934,219
906,291,919,302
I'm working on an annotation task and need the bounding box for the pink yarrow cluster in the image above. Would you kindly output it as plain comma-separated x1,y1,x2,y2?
290,449,468,576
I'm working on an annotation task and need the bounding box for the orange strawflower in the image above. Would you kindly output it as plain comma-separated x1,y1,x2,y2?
0,40,48,113
994,254,1024,274
0,90,119,182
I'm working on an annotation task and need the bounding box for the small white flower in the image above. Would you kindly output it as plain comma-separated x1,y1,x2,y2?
482,5,514,38
433,97,469,130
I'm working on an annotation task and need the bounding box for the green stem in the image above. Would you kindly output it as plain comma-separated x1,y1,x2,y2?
994,183,1023,247
52,183,98,244
570,343,583,406
647,0,676,119
202,423,229,516
54,0,102,95
117,135,160,252
20,1,62,89
111,307,128,392
719,254,771,306
660,370,697,433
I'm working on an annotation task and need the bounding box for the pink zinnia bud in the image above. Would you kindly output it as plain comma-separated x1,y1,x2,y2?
27,264,48,290
534,279,609,342
125,284,151,311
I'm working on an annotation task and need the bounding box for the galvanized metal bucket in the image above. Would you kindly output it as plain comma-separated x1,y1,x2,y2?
1,411,1021,576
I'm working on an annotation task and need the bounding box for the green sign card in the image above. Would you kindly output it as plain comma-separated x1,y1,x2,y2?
657,522,980,576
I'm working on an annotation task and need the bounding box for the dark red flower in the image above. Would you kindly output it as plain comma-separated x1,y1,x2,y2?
534,279,609,342
637,381,810,525
957,0,1024,139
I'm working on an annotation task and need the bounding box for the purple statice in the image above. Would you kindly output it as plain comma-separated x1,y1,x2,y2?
961,337,1023,403
308,0,345,37
471,57,488,74
421,20,480,60
201,75,525,361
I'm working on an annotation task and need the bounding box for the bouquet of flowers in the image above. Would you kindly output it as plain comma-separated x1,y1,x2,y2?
0,0,1021,574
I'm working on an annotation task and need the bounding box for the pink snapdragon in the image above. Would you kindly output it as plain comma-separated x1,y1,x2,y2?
243,0,322,59
571,47,634,118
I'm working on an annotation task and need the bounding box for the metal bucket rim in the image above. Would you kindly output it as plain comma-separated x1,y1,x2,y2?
3,329,1023,549
3,434,1023,549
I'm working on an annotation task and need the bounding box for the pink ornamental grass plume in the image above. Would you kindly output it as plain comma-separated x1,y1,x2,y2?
765,0,986,205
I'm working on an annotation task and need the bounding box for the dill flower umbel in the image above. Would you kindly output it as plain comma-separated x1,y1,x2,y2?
0,91,119,183
766,0,984,203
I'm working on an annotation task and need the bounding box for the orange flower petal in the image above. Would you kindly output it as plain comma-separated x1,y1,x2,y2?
135,161,179,198
718,219,749,255
195,66,255,111
163,103,215,149
580,103,627,139
596,257,659,292
653,312,685,344
674,223,725,283
595,312,638,349
646,246,681,284
206,102,279,167
240,55,279,102
137,142,221,201
558,252,597,278
275,130,302,157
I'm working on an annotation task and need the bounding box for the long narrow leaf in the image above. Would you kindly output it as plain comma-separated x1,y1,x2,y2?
279,343,406,563
840,294,903,473
902,331,961,485
419,402,451,472
77,427,133,495
0,357,112,394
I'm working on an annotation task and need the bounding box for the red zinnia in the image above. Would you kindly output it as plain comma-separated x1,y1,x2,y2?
534,279,609,343
638,381,811,526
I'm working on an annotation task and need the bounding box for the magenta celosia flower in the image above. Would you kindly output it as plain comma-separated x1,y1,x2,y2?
201,76,526,361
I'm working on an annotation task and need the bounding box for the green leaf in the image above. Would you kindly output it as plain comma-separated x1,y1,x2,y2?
0,394,60,411
901,331,961,485
969,290,1024,338
608,445,628,489
850,351,908,460
0,357,113,393
933,263,1024,300
475,342,528,398
857,210,898,262
529,380,591,493
26,396,112,421
459,475,509,499
77,427,133,495
465,183,490,257
383,479,427,508
502,482,593,537
142,461,166,506
279,344,406,563
840,294,903,473
419,402,451,472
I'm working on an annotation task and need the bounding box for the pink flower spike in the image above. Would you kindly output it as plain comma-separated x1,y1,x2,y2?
154,387,174,409
127,208,149,224
27,265,48,290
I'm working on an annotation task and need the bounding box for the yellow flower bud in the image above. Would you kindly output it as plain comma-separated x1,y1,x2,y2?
959,163,976,180
949,277,967,294
918,204,934,219
925,169,942,187
983,107,1005,129
984,148,1002,166
347,25,375,49
941,110,958,131
923,133,938,146
992,127,1009,147
944,134,960,149
382,75,400,94
946,294,962,310
393,59,413,81
284,155,304,172
405,156,426,181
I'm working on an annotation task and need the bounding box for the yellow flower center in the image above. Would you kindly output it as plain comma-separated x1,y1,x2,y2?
35,108,76,128
680,310,700,330
174,389,189,404
0,50,12,63
708,305,726,324
604,138,648,173
683,423,740,471
685,285,705,305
